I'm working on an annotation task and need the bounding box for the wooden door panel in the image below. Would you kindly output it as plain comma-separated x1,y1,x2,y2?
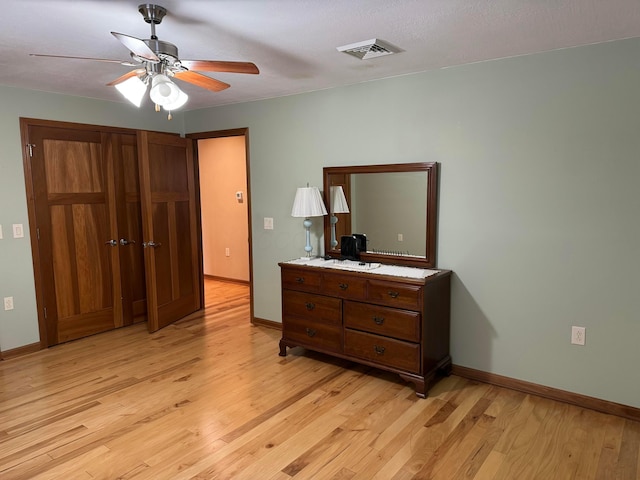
57,309,115,343
152,202,172,305
44,140,103,193
50,203,113,318
175,201,195,298
158,295,197,327
121,144,140,194
50,205,77,318
138,131,200,332
149,144,189,192
149,200,195,306
123,201,147,320
113,134,147,325
29,126,121,345
72,204,113,312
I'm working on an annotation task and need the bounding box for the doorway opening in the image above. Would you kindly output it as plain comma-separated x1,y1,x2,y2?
191,129,254,322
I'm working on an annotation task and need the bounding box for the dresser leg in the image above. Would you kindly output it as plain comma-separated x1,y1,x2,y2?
399,373,427,398
279,340,288,357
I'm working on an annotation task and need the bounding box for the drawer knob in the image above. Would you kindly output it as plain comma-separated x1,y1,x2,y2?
295,277,305,283
305,302,315,311
338,283,348,290
374,345,385,355
305,328,317,337
387,291,399,299
373,316,385,325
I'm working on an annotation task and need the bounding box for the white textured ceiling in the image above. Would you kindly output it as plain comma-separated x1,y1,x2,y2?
1,0,639,111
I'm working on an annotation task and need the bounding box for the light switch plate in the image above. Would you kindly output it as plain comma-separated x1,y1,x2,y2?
4,297,14,311
264,217,274,230
571,326,586,345
0,224,3,239
12,224,24,238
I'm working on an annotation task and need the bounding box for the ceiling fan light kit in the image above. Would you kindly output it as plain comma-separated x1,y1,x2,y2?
114,75,148,107
149,73,186,106
30,3,259,120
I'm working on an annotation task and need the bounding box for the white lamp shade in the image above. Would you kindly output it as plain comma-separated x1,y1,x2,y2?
149,74,182,106
330,185,350,214
161,88,188,111
115,75,148,107
291,186,328,217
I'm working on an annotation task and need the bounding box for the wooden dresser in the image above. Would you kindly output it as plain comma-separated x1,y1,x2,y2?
279,258,451,397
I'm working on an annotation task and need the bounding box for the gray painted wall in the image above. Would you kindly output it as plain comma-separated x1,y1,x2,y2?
1,37,639,409
185,37,640,408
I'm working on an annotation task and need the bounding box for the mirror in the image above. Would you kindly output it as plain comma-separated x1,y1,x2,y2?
323,162,438,268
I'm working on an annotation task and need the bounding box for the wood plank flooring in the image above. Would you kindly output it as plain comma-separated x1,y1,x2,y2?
1,279,639,479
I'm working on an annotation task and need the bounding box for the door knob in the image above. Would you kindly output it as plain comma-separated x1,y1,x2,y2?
105,239,117,246
142,241,161,248
119,238,136,246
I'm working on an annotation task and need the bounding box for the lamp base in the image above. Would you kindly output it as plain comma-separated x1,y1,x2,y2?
303,217,313,257
330,215,338,249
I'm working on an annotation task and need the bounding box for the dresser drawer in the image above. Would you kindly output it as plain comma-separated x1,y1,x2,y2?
344,301,420,342
283,317,342,354
367,280,422,311
344,330,420,374
282,268,322,293
282,290,341,325
321,272,367,300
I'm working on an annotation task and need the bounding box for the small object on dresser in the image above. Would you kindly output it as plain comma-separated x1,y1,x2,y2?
340,235,359,260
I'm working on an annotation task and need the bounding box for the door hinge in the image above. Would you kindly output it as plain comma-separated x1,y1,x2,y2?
43,307,47,319
36,227,40,240
26,144,35,157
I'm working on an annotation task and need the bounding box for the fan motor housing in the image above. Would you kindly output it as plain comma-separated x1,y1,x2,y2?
144,39,179,62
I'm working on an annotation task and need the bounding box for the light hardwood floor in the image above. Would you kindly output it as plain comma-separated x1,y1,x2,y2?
1,279,639,479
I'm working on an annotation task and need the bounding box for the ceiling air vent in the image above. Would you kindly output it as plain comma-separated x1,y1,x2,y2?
337,39,399,60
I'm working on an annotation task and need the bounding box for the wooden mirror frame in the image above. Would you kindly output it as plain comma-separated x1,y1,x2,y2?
323,162,439,268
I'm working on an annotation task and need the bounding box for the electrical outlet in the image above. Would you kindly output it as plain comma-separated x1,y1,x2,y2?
264,217,274,230
4,296,14,311
225,247,230,257
571,326,586,346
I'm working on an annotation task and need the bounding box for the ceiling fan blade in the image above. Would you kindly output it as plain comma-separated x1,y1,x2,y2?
111,32,160,62
106,69,146,86
180,60,259,75
173,71,230,92
30,53,136,66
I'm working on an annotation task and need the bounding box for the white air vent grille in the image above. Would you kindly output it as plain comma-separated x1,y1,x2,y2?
337,39,399,60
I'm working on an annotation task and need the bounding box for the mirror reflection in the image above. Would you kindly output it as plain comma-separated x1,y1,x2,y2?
348,171,427,256
323,162,438,268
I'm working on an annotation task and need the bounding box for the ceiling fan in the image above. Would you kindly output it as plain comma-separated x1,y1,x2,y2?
31,3,259,118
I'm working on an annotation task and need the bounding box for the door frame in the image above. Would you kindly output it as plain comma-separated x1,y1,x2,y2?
187,128,255,324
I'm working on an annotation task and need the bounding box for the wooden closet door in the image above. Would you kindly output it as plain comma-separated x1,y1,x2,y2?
137,131,201,332
29,126,122,345
111,133,147,325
